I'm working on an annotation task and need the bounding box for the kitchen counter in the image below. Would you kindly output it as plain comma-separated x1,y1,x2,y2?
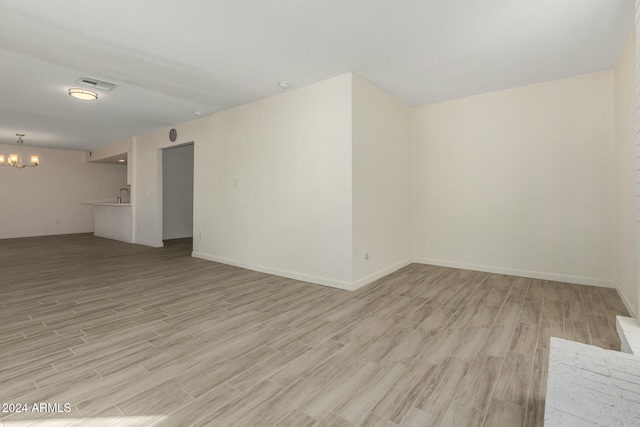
82,200,131,207
82,200,133,243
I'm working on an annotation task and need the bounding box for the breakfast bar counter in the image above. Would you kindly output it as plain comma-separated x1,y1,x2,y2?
82,200,133,243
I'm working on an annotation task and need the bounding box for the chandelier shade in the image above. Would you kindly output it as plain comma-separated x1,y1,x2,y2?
0,134,39,169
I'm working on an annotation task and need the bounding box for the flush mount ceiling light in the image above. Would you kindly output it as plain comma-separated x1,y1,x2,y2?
68,88,98,101
0,134,39,169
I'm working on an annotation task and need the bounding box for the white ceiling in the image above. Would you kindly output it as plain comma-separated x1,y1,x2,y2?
0,0,633,151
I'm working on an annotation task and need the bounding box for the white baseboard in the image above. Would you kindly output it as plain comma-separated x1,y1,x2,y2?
94,232,134,244
134,238,164,248
189,251,617,293
351,259,413,291
615,284,638,319
413,257,614,288
191,252,354,290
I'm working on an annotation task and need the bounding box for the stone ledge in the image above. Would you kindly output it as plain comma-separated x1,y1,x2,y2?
617,316,640,355
545,337,640,427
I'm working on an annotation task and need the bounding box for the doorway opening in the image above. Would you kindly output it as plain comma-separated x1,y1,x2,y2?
161,143,194,250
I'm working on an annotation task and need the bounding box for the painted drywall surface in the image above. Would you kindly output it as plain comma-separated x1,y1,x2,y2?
351,75,412,287
134,119,207,247
635,0,640,315
94,205,133,242
614,28,638,316
162,144,194,240
87,137,133,162
192,74,353,287
87,137,134,185
132,132,159,247
131,74,353,286
0,145,126,239
412,71,616,286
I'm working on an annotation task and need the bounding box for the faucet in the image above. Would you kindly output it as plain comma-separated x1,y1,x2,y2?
117,187,130,204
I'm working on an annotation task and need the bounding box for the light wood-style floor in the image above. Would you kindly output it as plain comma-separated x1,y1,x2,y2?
0,234,629,426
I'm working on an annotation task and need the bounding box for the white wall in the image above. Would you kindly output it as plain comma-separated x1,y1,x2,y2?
87,137,133,162
635,0,640,314
0,145,126,239
412,71,616,287
134,121,205,247
88,137,133,185
351,75,412,287
162,144,194,240
193,74,353,287
614,28,638,316
125,69,628,292
132,74,354,287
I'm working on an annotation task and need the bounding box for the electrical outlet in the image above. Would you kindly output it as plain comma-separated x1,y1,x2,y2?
232,179,239,188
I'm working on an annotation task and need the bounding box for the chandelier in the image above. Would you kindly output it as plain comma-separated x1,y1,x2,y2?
0,134,39,169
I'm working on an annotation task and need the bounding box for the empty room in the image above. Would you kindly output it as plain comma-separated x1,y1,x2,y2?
1,1,638,426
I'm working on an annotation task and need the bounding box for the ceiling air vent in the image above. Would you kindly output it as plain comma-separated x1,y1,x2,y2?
76,76,118,92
